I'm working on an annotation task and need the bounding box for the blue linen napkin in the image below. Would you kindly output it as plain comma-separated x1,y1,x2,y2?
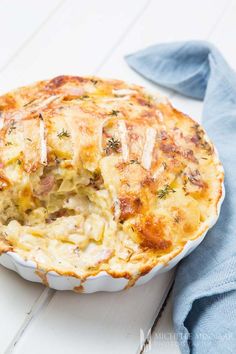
125,41,236,354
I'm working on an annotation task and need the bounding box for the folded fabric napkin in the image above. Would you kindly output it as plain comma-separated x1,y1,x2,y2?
125,41,236,354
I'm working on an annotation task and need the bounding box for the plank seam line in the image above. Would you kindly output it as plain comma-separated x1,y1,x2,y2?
4,288,55,354
207,0,233,39
4,1,153,352
0,0,66,75
94,0,151,74
137,3,234,350
4,0,228,351
138,274,175,354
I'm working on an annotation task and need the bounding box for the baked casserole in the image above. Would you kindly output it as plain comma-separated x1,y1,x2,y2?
0,76,224,283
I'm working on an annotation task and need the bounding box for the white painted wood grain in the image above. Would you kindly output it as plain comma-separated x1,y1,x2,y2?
0,268,44,353
13,273,174,354
98,0,230,93
0,0,149,94
0,2,64,352
147,294,181,354
210,0,236,67
0,0,62,71
9,1,229,354
0,0,234,353
0,1,175,353
0,1,176,353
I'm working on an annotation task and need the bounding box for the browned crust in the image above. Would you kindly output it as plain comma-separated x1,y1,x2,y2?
0,75,224,284
35,269,49,287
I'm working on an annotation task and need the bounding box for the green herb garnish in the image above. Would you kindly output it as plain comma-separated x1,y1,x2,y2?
157,184,176,199
174,216,180,223
80,95,89,100
23,99,36,107
130,159,140,165
8,120,16,134
108,110,120,116
162,162,167,170
104,137,121,154
91,79,98,85
57,129,70,139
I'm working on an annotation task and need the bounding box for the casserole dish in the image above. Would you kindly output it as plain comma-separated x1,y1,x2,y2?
0,76,224,292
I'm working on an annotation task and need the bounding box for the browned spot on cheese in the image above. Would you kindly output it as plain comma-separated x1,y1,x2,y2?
135,215,172,250
46,75,89,91
119,196,142,221
141,176,157,194
0,94,17,110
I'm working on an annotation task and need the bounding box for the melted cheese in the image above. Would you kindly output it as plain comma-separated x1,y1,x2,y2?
0,75,223,279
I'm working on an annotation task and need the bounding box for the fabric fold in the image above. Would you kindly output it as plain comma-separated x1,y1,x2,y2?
125,41,236,354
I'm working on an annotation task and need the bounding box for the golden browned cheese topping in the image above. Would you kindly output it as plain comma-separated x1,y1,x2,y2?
0,76,223,279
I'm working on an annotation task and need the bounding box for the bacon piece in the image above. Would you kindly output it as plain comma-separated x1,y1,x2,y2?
190,135,201,145
160,142,198,163
160,142,178,154
36,175,55,196
187,169,204,188
160,130,168,140
181,149,198,163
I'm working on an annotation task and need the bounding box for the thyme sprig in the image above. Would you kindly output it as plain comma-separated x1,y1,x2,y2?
57,129,70,139
130,159,140,165
90,79,98,85
157,184,176,199
80,95,89,100
104,137,121,154
8,120,16,134
108,110,120,116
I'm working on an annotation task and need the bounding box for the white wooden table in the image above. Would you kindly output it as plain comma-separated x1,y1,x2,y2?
0,1,235,353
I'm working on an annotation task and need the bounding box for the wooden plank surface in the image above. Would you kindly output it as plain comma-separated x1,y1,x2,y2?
0,0,62,72
0,0,150,93
147,293,181,354
0,2,63,352
13,275,174,354
0,0,234,353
